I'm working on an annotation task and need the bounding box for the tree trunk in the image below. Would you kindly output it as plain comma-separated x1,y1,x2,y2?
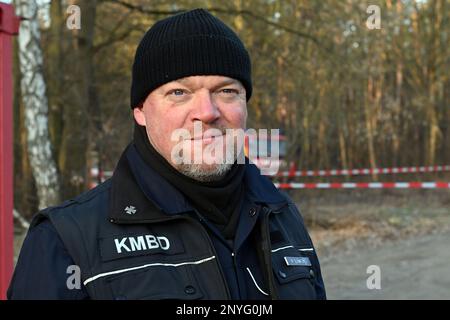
426,80,440,165
365,77,377,179
338,123,348,169
13,33,38,218
16,0,60,209
47,0,64,162
79,0,101,190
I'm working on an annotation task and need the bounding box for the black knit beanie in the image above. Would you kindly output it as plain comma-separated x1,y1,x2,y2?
130,8,252,108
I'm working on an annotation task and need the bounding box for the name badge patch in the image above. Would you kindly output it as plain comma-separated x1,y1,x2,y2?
99,232,184,261
284,256,312,267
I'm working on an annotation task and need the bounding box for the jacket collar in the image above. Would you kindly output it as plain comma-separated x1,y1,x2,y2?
109,144,287,224
243,162,288,209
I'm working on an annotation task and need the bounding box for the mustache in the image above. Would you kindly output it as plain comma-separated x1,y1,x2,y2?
187,125,228,140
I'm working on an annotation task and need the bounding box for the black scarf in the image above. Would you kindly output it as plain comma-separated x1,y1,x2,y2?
133,123,246,240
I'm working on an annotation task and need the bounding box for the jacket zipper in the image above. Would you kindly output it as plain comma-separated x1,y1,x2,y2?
260,206,279,300
231,251,242,299
189,211,232,299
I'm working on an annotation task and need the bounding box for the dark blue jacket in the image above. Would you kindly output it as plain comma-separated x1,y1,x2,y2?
8,144,326,300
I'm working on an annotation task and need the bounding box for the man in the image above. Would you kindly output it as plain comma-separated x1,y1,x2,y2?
8,8,326,300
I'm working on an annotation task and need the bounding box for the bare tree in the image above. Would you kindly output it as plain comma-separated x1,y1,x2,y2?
16,0,60,209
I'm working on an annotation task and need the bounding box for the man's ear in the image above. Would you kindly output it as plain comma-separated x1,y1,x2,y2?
133,106,146,126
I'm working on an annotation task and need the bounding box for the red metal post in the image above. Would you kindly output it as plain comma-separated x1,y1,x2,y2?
0,3,20,300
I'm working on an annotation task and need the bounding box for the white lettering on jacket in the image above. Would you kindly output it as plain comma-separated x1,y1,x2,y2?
114,235,171,253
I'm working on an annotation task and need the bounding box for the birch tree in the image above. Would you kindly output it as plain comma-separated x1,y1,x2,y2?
16,0,60,209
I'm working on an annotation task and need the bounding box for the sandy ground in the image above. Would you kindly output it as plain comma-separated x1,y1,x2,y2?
298,189,450,300
317,230,450,299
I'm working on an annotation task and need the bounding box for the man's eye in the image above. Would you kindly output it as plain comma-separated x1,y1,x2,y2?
168,89,186,96
220,88,239,95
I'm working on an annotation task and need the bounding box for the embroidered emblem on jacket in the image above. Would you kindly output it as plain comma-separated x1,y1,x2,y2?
114,235,170,253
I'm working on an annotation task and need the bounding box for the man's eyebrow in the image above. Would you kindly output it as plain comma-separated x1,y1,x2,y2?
211,79,244,92
172,78,242,89
214,79,241,87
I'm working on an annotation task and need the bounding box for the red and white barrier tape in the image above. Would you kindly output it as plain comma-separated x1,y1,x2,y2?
274,182,450,189
277,165,450,178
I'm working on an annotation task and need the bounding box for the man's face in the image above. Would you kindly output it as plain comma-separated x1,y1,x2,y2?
134,75,247,182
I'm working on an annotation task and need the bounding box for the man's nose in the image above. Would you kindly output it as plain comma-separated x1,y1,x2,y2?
191,90,220,123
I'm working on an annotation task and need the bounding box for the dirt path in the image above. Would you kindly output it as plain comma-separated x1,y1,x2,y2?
318,231,450,299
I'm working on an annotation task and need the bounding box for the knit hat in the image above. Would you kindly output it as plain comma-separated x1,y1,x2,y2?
130,8,252,108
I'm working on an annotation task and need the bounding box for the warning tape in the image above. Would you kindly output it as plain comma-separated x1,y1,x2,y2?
274,182,450,189
277,165,450,178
